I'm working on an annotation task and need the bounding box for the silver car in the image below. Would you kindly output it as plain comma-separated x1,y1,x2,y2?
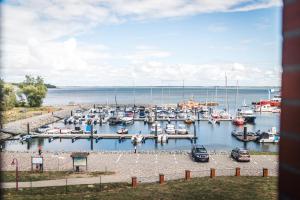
231,148,250,162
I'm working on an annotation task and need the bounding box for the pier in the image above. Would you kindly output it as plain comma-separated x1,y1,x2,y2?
29,133,196,140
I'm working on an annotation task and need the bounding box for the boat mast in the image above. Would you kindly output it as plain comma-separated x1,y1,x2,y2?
206,88,208,106
235,80,239,114
182,80,185,103
215,86,218,106
150,86,153,105
133,81,136,107
225,73,229,112
161,81,164,106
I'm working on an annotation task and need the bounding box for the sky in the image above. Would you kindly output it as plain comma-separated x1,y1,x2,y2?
1,0,282,86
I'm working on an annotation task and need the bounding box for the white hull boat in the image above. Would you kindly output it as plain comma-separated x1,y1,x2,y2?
131,134,144,143
151,123,162,134
157,134,168,143
165,124,176,134
176,124,188,134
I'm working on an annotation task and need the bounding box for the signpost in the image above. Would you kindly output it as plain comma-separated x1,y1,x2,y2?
71,152,89,172
31,156,44,172
11,158,18,191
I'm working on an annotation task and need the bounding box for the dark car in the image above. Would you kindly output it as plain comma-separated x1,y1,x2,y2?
231,148,250,162
191,145,209,162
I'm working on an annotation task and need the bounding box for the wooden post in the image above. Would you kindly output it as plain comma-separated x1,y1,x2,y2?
243,126,247,140
210,168,215,178
132,176,137,188
193,122,196,138
155,123,158,143
185,170,191,180
159,174,164,184
27,123,30,134
235,167,240,176
263,168,268,177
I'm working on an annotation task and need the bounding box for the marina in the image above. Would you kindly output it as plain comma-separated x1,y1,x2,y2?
1,86,281,153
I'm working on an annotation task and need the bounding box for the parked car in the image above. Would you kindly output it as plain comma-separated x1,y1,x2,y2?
231,148,250,162
191,145,209,162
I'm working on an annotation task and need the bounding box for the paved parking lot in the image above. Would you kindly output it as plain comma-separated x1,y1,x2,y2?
1,151,278,180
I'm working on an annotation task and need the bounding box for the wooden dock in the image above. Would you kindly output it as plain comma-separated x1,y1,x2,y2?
30,133,196,140
133,118,232,122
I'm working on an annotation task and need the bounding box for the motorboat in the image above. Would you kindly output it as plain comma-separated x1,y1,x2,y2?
64,116,75,124
20,135,32,142
232,116,245,126
131,134,144,143
178,112,188,119
139,109,146,118
147,116,155,124
257,127,280,143
117,128,128,134
208,117,220,125
102,116,110,123
176,124,188,134
109,116,121,125
219,110,231,119
165,124,176,134
37,125,51,133
150,122,162,134
168,113,176,119
157,134,168,143
255,104,274,112
238,106,256,123
121,116,134,125
74,109,83,119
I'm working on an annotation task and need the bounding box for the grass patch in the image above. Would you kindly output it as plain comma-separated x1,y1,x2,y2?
2,106,60,123
2,176,277,200
250,151,278,155
1,171,115,182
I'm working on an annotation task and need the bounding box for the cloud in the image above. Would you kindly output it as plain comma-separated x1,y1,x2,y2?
1,0,282,86
123,46,171,63
129,61,281,86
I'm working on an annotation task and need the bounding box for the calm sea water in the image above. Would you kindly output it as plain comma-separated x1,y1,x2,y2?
3,86,280,152
44,86,276,109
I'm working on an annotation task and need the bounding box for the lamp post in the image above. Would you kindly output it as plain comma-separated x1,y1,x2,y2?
11,158,19,191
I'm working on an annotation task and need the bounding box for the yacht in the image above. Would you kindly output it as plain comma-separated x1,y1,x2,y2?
151,122,162,134
238,104,256,123
258,127,280,143
232,116,245,126
131,134,144,143
157,134,168,143
121,116,134,125
165,124,176,134
116,128,128,134
176,124,188,134
255,104,274,112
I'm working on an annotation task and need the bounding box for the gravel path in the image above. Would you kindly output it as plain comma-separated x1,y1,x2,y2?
1,151,278,188
1,105,91,135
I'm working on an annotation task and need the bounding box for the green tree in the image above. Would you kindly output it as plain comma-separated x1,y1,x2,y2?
0,79,18,110
19,75,48,107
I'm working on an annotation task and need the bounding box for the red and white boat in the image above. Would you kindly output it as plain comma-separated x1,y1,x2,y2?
232,116,245,126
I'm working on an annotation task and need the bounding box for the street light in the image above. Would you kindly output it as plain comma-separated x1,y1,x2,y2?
11,158,18,191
